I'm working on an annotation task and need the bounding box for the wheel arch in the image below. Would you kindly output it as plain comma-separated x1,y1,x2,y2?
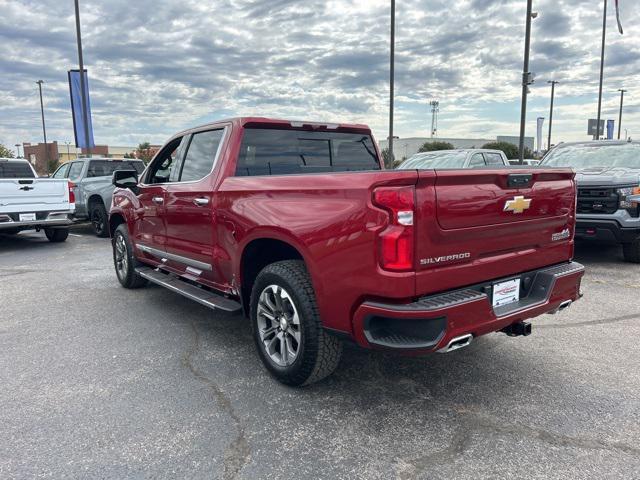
239,237,308,317
108,211,127,238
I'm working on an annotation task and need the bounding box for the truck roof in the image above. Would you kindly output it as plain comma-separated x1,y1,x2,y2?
173,117,372,137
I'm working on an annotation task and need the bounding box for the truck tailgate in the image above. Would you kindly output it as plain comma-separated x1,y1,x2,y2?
415,168,576,295
0,178,71,214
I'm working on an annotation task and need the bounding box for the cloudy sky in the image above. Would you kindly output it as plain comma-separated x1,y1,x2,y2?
1,0,639,154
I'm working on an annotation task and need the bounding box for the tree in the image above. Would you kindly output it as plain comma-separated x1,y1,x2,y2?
482,141,533,160
418,141,454,153
381,148,394,168
0,143,15,158
136,142,153,164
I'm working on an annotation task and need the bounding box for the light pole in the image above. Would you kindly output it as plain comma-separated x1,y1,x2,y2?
36,80,48,173
14,144,21,158
595,0,608,140
65,141,71,161
547,80,558,150
518,1,536,164
388,0,395,168
74,0,92,157
617,89,627,140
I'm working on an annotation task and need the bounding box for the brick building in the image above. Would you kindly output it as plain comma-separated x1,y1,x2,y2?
22,142,59,175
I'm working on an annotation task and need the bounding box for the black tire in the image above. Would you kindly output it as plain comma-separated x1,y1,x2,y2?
44,228,69,242
623,240,640,263
112,224,148,288
90,201,109,237
250,260,342,386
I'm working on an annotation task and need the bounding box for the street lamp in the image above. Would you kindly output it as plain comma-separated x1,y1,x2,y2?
595,0,608,140
518,1,537,164
617,89,627,140
65,141,71,161
547,80,559,150
36,80,48,174
74,0,92,157
388,0,395,169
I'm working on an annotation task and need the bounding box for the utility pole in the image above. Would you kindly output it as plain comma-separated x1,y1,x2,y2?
547,80,558,150
518,0,536,164
595,0,607,140
429,100,439,138
617,89,627,140
74,0,92,157
36,80,48,174
388,0,395,168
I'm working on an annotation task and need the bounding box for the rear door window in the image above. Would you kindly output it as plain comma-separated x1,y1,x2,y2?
179,129,225,182
0,161,36,178
485,153,505,166
235,128,381,176
468,153,486,168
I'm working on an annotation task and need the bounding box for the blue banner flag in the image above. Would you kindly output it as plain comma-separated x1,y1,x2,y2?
68,69,95,149
607,120,615,140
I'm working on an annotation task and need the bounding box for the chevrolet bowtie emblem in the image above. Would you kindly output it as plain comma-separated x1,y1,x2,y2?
504,195,532,214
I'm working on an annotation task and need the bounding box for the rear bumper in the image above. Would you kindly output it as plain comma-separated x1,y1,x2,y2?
0,212,73,230
352,261,585,353
576,218,640,243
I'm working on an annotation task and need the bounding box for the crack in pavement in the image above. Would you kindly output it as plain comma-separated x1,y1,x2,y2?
183,321,250,480
538,313,639,329
396,407,640,479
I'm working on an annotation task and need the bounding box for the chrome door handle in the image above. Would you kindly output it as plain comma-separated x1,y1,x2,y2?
193,197,209,206
152,196,164,204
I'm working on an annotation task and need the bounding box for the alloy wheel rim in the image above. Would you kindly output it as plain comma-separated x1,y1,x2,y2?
114,234,128,279
257,285,301,367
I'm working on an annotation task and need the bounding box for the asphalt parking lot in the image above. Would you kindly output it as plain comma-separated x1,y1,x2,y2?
1,226,639,479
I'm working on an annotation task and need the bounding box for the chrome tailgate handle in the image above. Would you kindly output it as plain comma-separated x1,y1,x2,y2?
193,197,209,206
152,196,164,204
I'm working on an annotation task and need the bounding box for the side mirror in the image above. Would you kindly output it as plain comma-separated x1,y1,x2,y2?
112,169,138,189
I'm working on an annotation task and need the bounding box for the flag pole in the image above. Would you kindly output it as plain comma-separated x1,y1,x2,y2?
595,0,607,140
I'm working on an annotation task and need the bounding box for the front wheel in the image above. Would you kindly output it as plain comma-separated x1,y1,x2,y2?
250,260,342,386
112,224,148,288
623,239,640,263
90,202,109,237
44,228,68,242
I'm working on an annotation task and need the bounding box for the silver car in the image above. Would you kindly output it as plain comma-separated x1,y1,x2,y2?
52,158,144,237
397,149,509,169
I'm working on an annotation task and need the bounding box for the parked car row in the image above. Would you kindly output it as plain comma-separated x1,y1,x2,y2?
4,123,637,386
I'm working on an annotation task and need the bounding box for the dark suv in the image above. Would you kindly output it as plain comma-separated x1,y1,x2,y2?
540,140,640,262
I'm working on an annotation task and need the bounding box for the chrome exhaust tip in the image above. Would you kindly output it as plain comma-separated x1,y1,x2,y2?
437,334,473,353
558,300,572,312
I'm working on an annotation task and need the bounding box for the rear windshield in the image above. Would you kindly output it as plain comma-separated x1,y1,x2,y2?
87,160,145,178
0,161,35,178
397,151,467,169
542,143,640,169
235,128,381,176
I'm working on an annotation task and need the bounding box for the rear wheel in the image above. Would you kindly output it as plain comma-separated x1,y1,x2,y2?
90,202,109,237
623,239,640,263
44,228,68,242
250,260,342,386
112,224,148,288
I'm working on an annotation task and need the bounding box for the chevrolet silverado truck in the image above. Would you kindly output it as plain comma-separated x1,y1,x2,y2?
540,140,640,262
51,157,145,237
108,118,584,386
0,158,74,242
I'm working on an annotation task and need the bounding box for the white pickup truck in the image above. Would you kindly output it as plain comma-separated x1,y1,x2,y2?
0,158,75,242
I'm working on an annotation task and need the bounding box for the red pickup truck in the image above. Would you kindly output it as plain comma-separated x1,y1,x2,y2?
109,117,584,386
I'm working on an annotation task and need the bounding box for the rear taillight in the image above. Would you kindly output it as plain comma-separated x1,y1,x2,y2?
68,181,76,204
373,186,415,271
